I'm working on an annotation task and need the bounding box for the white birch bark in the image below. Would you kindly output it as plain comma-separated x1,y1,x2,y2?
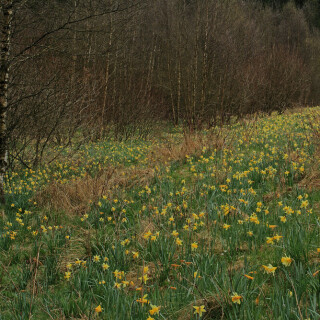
0,0,13,204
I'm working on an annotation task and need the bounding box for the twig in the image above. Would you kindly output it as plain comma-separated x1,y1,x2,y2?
29,244,41,319
287,273,304,320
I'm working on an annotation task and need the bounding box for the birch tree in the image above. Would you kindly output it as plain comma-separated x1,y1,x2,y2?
0,0,13,204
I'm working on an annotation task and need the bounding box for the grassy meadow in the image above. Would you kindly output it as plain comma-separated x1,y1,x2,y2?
1,108,320,319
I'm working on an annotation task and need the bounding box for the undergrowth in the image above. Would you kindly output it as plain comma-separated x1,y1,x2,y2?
1,108,320,319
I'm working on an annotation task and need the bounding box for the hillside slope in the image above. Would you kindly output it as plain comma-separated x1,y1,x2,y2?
1,108,320,319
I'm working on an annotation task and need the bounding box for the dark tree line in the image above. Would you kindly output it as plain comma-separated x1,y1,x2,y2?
1,0,320,199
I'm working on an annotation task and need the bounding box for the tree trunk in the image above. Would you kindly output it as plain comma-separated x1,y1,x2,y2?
101,13,113,139
0,0,13,204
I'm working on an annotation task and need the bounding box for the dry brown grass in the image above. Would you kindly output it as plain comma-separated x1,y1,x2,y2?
125,261,158,287
298,116,320,190
150,129,231,165
137,217,157,241
283,106,306,115
298,162,320,190
58,236,87,271
35,166,155,215
176,296,224,320
298,109,320,190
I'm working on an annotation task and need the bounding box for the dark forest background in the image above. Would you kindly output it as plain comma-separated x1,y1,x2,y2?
2,0,320,167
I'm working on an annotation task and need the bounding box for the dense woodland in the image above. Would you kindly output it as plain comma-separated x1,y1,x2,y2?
1,0,320,169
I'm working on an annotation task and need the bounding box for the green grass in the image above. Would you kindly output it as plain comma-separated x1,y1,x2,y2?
1,108,320,319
